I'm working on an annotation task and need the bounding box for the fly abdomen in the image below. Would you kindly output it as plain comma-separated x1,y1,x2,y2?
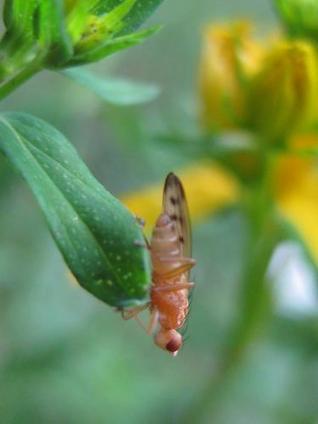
151,213,184,278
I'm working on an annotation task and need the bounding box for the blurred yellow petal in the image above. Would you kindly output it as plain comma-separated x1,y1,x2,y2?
249,40,318,143
199,21,264,130
279,179,318,261
121,162,240,233
276,134,318,261
199,20,318,147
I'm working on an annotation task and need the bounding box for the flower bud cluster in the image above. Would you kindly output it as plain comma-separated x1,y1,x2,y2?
199,20,318,145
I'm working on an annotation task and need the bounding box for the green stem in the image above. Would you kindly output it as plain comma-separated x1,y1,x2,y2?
0,59,41,101
0,30,46,101
183,152,282,422
185,218,282,423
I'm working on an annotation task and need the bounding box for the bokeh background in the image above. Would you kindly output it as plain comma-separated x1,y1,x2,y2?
1,1,318,423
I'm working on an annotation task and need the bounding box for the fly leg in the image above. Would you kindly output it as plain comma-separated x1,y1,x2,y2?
121,304,148,320
146,307,159,335
153,257,196,279
132,307,159,335
121,304,159,336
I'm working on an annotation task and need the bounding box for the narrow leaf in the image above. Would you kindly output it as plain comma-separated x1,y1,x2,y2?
3,0,38,36
68,25,160,65
94,0,164,35
37,0,73,66
99,0,137,35
66,0,101,43
61,68,160,105
73,0,137,55
0,112,151,308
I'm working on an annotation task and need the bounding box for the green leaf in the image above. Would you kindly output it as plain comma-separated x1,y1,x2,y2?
37,0,74,66
94,0,164,35
72,0,138,56
274,0,318,41
68,25,160,65
68,0,163,64
61,68,160,105
0,112,151,308
3,0,38,37
0,0,40,83
95,0,137,36
66,0,101,44
2,0,13,29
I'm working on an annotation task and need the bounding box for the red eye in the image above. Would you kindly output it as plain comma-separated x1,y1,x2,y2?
166,337,182,353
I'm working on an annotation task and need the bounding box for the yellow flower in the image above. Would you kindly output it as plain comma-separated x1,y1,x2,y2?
198,21,264,131
248,40,318,143
275,134,318,258
200,21,318,143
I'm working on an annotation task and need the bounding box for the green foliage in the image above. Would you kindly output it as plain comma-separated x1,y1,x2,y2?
37,0,74,66
68,24,160,65
3,0,38,36
0,0,161,319
75,0,138,52
275,0,318,41
93,0,164,35
62,68,160,105
1,0,162,68
0,0,163,98
0,112,151,307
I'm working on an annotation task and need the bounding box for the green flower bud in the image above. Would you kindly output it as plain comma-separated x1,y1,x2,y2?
73,0,135,52
1,0,162,72
65,0,161,66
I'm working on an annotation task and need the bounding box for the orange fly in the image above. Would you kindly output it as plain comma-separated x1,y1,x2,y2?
123,173,196,356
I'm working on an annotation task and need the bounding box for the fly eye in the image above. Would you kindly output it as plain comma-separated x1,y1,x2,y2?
166,337,182,354
154,329,182,355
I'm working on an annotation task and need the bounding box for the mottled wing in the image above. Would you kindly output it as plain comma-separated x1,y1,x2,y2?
163,173,192,258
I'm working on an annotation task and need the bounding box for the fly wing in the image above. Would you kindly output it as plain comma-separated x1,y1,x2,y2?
163,173,192,258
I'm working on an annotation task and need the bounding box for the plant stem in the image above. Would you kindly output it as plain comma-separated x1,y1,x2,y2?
183,151,282,422
0,31,45,101
185,219,282,423
0,59,41,101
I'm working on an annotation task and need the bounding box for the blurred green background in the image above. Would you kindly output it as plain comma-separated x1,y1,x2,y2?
1,1,318,423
